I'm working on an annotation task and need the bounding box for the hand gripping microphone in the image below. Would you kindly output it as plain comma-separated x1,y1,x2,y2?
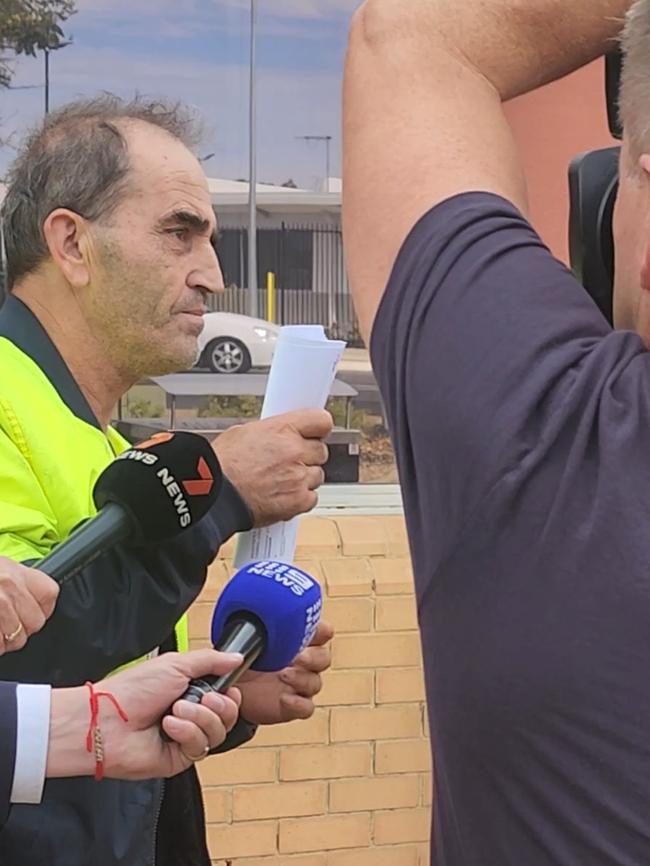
37,432,222,585
181,560,323,703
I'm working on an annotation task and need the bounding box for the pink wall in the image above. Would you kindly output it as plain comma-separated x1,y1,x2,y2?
504,60,617,264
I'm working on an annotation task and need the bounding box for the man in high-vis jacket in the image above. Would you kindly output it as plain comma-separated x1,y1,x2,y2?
0,96,334,866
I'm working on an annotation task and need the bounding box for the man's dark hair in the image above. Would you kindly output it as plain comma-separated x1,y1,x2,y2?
1,94,203,289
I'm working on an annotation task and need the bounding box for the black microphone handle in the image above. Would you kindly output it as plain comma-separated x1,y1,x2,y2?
161,616,265,743
181,617,266,704
38,503,131,585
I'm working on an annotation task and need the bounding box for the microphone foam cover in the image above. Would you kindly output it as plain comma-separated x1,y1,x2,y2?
93,431,222,544
211,561,322,672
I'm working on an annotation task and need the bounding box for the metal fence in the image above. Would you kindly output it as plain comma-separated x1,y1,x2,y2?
211,223,362,344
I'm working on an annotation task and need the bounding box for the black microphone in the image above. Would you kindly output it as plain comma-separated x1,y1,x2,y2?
38,432,222,585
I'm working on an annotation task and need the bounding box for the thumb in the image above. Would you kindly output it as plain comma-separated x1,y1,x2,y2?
309,621,335,646
174,649,244,681
283,409,333,439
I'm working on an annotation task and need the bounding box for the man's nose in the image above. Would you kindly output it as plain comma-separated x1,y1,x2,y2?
188,244,225,295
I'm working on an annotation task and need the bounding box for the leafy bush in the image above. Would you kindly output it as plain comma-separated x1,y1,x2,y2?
126,397,164,419
198,395,262,418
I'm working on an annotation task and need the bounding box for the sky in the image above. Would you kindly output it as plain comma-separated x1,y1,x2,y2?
0,0,359,188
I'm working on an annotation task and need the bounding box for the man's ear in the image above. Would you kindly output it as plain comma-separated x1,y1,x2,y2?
42,209,93,289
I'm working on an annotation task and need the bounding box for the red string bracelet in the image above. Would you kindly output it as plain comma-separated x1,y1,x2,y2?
85,682,129,781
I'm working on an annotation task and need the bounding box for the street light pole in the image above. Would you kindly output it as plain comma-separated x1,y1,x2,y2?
297,135,333,191
44,48,50,115
247,0,259,318
43,40,72,117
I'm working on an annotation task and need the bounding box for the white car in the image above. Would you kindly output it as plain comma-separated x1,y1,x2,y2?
196,312,280,373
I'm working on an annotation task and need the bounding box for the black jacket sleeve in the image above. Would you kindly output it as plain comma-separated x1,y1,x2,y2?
0,478,253,687
0,682,17,828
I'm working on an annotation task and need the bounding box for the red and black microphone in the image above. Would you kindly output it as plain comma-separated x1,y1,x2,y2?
38,432,222,585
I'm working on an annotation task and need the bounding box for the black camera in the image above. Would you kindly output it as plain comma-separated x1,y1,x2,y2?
568,52,623,324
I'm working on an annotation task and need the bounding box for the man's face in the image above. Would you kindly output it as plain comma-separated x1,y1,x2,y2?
84,122,224,378
612,140,650,334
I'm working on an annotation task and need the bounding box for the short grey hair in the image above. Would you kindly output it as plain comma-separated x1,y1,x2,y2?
620,0,650,163
1,94,203,289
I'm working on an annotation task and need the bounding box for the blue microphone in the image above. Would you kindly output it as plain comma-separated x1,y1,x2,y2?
180,560,323,704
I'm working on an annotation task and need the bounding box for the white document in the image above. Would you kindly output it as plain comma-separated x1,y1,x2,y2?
234,325,346,567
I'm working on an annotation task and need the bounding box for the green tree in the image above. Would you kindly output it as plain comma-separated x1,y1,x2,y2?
0,0,75,87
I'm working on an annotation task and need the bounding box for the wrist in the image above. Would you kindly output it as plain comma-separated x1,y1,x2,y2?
46,687,95,779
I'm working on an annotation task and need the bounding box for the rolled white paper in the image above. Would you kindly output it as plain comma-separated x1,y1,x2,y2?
233,325,346,567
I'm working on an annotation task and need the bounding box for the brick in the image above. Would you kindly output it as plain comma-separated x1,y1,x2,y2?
233,781,327,820
335,517,388,557
327,845,419,866
371,559,414,595
294,560,324,583
332,633,421,669
188,603,215,642
295,518,342,559
203,787,231,824
330,775,419,812
321,559,372,597
376,739,432,775
418,842,430,866
280,744,372,781
331,705,421,742
252,710,329,747
207,820,277,859
280,813,371,854
322,597,374,633
376,668,426,704
198,748,277,785
421,775,433,806
317,670,374,706
375,596,418,631
197,559,230,603
374,808,431,845
232,857,326,866
383,515,411,557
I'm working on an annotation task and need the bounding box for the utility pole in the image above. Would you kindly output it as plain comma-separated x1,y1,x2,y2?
248,0,259,317
43,41,72,116
44,47,50,114
297,135,333,191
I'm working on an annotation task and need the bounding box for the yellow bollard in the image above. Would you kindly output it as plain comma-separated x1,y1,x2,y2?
266,271,276,323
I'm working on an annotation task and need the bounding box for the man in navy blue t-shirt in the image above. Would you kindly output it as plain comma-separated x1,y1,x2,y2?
342,1,650,864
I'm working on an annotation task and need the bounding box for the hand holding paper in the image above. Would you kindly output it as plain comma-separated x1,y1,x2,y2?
234,326,346,567
214,409,331,529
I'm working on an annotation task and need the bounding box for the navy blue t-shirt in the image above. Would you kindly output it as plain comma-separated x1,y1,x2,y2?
371,192,650,866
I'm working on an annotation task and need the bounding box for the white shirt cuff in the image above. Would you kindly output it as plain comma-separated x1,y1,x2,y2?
10,684,51,805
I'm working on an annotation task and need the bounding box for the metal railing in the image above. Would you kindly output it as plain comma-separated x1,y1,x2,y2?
213,224,362,343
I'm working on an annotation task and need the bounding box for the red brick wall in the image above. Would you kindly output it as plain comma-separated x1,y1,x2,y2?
504,60,616,263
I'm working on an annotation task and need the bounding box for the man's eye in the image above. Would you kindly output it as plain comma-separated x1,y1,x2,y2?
169,227,189,239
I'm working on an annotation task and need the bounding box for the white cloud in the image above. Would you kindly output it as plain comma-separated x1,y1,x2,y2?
77,0,358,20
0,42,342,187
223,0,359,19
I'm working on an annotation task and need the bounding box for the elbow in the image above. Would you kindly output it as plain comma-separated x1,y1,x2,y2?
348,0,444,59
348,0,399,54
